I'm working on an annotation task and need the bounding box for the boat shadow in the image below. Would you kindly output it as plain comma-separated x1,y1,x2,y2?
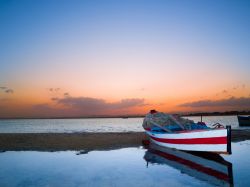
143,141,234,187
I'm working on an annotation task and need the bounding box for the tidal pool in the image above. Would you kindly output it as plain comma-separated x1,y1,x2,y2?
0,141,250,187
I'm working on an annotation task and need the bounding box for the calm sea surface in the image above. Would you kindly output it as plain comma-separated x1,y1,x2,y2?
0,141,250,187
0,115,248,133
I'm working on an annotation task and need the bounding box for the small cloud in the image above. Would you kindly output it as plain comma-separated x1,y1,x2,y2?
48,87,61,96
242,84,246,89
5,89,14,94
48,88,60,92
0,87,14,94
51,97,59,101
64,92,70,97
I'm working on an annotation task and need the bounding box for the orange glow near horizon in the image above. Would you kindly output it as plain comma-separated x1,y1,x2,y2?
0,84,249,118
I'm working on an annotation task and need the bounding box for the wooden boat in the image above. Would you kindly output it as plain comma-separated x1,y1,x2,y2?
237,115,250,126
143,111,232,154
143,142,233,187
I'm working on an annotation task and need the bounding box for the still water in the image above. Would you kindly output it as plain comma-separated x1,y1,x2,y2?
1,141,250,187
0,116,246,133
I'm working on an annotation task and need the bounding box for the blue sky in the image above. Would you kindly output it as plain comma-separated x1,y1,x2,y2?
0,0,250,117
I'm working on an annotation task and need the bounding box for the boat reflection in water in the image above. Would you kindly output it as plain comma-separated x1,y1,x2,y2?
143,142,233,187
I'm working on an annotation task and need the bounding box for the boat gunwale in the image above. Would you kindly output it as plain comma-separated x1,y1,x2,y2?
146,128,226,134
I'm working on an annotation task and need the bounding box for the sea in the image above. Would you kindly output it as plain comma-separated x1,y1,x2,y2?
0,115,248,133
0,141,250,186
1,115,250,187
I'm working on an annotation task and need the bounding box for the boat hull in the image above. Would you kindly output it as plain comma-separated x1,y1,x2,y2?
145,127,231,153
237,116,250,126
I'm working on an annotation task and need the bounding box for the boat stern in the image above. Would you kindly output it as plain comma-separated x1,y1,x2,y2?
226,125,232,154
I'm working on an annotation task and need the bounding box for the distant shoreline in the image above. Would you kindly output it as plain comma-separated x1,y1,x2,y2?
0,110,249,120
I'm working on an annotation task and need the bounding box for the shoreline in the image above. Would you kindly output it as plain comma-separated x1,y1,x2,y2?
0,130,250,151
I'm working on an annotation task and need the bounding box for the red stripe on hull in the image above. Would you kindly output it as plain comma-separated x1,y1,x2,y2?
150,136,227,144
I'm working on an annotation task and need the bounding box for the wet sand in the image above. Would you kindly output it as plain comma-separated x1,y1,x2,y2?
0,129,250,151
0,132,147,151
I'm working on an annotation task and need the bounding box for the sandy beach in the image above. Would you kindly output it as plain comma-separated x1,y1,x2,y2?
0,132,146,151
0,129,250,151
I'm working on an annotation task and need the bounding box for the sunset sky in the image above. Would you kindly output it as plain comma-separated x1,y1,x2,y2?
0,0,250,118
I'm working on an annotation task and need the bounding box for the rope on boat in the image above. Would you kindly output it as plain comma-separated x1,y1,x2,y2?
212,123,225,129
149,120,172,133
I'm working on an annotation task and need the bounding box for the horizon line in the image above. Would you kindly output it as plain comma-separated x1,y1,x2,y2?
0,110,249,120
